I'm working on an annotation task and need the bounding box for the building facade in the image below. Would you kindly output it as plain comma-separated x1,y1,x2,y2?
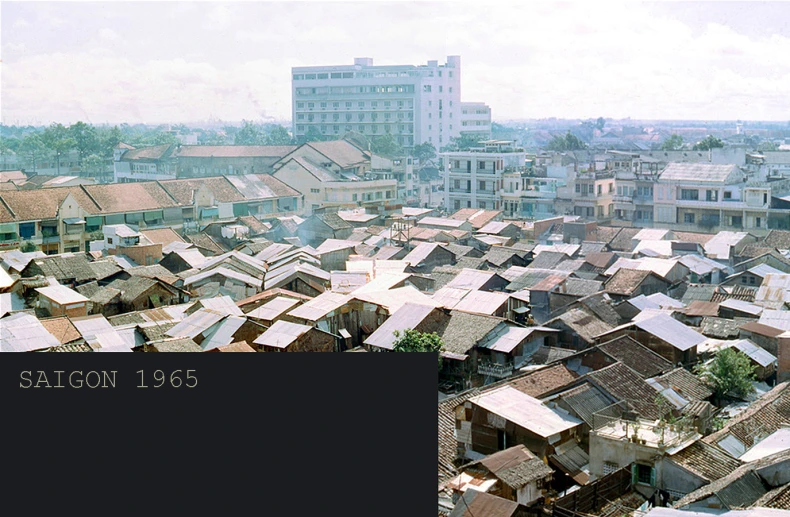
460,102,492,140
291,56,463,148
441,141,527,212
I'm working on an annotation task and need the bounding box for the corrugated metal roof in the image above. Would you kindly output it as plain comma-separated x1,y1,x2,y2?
759,309,790,332
634,313,706,351
166,309,225,339
478,325,558,353
287,291,351,321
720,299,763,316
445,269,501,291
183,266,262,288
200,315,245,351
363,303,437,350
704,231,750,260
469,386,582,438
453,290,509,316
354,285,441,313
0,312,61,352
253,320,312,348
35,284,89,304
247,296,301,321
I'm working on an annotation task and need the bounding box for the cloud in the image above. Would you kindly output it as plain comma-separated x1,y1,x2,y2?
2,1,790,124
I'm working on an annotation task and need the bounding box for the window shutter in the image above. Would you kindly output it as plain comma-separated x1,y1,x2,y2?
650,467,656,487
631,464,638,486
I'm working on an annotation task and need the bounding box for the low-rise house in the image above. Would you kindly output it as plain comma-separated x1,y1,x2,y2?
597,313,705,365
363,303,451,352
447,489,529,517
164,308,247,351
0,312,62,352
252,320,335,352
456,385,583,461
402,242,456,273
544,307,614,350
245,296,303,326
159,248,208,274
182,267,262,301
296,212,354,247
35,284,89,318
447,445,554,506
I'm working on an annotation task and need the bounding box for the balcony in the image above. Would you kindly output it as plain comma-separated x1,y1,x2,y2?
477,361,513,379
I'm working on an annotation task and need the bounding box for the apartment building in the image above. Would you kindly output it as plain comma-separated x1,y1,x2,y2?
555,170,616,220
440,141,526,211
460,102,492,140
291,56,463,148
653,163,790,233
0,175,301,254
500,173,561,220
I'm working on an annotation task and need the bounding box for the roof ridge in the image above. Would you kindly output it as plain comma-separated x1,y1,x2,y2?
79,184,103,211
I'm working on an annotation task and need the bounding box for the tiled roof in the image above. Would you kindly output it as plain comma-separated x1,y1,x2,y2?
670,441,742,482
607,227,641,252
84,182,180,212
604,268,653,296
252,174,300,198
140,228,185,247
546,307,613,343
597,335,673,378
586,362,662,419
762,230,790,250
659,162,741,182
120,144,172,161
474,445,554,488
704,382,790,450
174,145,296,158
506,364,578,398
438,389,481,483
159,176,245,204
755,483,790,510
652,367,713,401
307,140,370,169
318,212,353,231
591,226,623,246
0,186,101,222
440,311,504,355
39,316,82,344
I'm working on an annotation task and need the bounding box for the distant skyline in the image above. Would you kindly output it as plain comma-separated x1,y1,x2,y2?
2,1,790,126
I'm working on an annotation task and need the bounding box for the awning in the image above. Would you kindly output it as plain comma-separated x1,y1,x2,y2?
63,218,86,225
85,216,103,227
201,207,219,218
0,223,17,233
144,210,163,222
339,329,352,339
440,351,469,361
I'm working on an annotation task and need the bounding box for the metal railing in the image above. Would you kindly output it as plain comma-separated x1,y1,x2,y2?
477,361,514,379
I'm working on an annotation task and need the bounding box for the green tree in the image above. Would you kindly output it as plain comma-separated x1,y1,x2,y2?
695,347,756,401
370,134,404,157
661,134,684,151
41,123,76,174
19,240,37,252
392,329,444,370
546,131,587,151
234,120,266,145
81,154,106,178
19,134,49,172
757,141,778,152
442,134,483,152
97,125,124,159
0,137,16,169
69,121,100,164
267,125,293,145
412,142,437,163
692,135,724,151
595,117,606,131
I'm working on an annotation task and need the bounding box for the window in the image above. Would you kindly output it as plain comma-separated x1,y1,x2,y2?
478,161,486,170
310,188,320,194
479,181,486,191
423,85,431,92
454,180,461,189
609,183,614,193
731,215,743,227
587,207,594,217
107,237,113,244
603,462,619,475
706,190,719,202
307,102,314,108
756,217,762,228
634,464,655,486
296,102,304,109
297,114,304,120
454,200,461,210
478,201,486,209
575,184,581,193
371,101,378,108
749,276,756,285
345,102,352,109
385,191,392,199
320,102,327,109
597,184,602,195
684,213,695,223
358,102,364,108
439,86,443,93
681,189,699,200
724,191,732,199
375,191,382,200
449,87,453,93
333,102,339,108
358,125,364,132
741,275,748,284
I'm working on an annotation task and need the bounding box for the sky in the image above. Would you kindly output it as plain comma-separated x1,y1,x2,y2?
2,1,790,126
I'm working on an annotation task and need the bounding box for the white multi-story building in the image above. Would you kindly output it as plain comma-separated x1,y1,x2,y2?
291,56,463,149
459,102,492,140
440,141,526,211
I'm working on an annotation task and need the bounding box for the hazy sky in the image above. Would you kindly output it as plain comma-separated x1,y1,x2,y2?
2,1,790,126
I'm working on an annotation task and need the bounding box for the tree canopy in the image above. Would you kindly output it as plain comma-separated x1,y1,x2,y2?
692,135,724,151
695,347,756,400
546,131,587,151
661,134,684,151
441,134,483,152
412,142,437,163
370,134,404,157
392,329,444,370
